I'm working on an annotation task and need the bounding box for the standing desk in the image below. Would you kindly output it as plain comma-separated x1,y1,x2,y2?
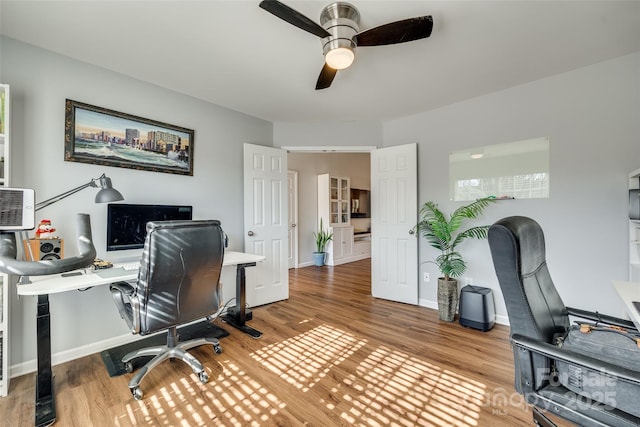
17,250,265,427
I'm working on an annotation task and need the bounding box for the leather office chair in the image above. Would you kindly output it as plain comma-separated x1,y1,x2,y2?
488,216,640,427
110,220,225,400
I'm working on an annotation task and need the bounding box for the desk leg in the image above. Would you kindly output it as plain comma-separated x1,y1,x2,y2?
222,262,262,339
35,294,56,427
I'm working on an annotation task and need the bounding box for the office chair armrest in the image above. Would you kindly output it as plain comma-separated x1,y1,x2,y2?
565,306,638,331
110,281,140,334
511,333,640,386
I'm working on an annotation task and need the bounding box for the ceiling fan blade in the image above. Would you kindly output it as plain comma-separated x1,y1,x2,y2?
259,0,331,39
355,16,433,46
315,63,337,90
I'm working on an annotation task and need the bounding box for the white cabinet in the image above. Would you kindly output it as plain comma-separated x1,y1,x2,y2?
318,174,350,226
318,173,372,266
0,84,8,186
0,83,10,396
629,169,640,283
326,227,371,266
353,233,372,259
330,226,353,264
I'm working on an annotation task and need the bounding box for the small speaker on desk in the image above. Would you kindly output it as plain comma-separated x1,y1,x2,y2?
23,238,64,261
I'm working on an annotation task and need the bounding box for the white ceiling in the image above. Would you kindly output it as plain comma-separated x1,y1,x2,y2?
2,1,640,123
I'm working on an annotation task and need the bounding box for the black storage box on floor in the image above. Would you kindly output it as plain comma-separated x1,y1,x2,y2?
459,285,495,331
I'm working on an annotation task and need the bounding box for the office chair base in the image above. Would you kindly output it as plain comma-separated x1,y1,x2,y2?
123,335,221,399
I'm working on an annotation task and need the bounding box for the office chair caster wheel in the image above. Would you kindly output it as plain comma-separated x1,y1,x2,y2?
213,344,222,354
124,361,134,373
198,371,209,384
131,387,143,400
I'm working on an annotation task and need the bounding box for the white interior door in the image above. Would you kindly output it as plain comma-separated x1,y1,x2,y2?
371,143,418,304
243,143,289,307
287,170,298,269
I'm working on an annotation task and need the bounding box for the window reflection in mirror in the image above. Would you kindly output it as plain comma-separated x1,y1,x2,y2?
449,137,550,201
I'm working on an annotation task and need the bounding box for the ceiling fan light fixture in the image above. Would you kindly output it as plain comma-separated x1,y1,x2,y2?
259,1,434,90
325,47,354,70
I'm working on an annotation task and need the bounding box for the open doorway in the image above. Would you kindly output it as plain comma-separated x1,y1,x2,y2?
243,143,417,307
286,150,372,268
281,144,419,305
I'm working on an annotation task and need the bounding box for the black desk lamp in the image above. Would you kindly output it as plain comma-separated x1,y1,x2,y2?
35,173,124,211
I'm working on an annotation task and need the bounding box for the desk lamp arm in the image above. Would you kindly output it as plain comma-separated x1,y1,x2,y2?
35,173,121,212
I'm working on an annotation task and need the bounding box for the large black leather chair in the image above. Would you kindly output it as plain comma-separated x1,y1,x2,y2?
488,216,640,426
110,220,225,400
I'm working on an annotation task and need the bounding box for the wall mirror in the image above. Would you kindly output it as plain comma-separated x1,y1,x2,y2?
449,137,550,201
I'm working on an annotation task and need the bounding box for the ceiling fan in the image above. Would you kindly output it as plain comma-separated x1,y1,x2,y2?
258,0,433,90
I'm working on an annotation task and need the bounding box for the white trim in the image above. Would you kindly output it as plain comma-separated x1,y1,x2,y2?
288,170,299,269
10,332,144,378
297,261,315,268
282,146,377,153
418,298,510,326
9,317,212,378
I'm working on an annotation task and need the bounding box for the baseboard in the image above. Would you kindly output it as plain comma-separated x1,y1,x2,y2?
10,332,145,378
297,261,315,268
418,298,438,311
495,314,509,326
9,317,217,379
296,255,370,268
418,298,510,326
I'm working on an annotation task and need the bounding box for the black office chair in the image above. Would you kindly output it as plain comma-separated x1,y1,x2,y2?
488,216,640,427
110,220,225,400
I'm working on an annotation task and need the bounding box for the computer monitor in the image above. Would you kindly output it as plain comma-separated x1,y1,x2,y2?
106,203,193,251
0,187,36,231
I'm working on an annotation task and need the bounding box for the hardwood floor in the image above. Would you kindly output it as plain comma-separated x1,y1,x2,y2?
0,259,569,426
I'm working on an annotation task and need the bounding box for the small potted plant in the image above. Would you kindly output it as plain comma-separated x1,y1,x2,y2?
415,198,495,321
313,218,333,266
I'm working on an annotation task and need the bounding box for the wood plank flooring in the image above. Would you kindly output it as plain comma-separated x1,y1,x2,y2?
0,259,570,426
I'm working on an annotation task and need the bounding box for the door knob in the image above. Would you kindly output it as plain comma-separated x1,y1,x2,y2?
292,224,297,228
248,231,255,236
409,229,415,235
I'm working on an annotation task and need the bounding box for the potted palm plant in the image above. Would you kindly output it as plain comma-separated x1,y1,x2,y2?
313,218,333,266
415,198,495,321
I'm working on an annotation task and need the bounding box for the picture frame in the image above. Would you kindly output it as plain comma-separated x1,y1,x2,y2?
64,99,194,176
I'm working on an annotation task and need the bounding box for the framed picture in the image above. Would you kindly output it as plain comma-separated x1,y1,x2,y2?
64,99,194,176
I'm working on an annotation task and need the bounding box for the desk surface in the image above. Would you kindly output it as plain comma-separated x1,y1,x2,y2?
18,250,265,296
612,280,640,331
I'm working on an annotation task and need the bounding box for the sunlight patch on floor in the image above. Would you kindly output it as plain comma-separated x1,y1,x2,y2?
250,324,368,392
249,323,489,426
119,362,286,425
117,325,491,426
340,345,487,427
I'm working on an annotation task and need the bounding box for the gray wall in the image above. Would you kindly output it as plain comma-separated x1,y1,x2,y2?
1,36,273,372
274,121,382,147
384,52,640,320
2,34,639,374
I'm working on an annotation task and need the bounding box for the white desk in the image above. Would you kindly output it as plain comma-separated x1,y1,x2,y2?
612,280,640,331
18,250,264,427
19,251,264,295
